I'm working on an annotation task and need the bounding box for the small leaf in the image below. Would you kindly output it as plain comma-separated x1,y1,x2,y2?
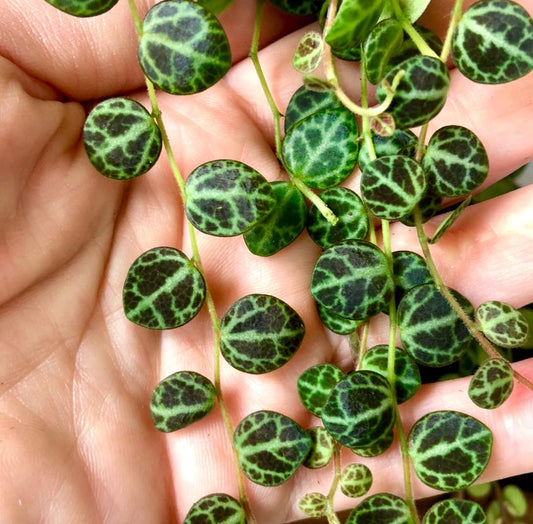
364,19,404,85
302,75,337,92
298,492,328,518
452,0,533,84
284,85,345,132
361,345,421,404
476,300,529,348
503,484,528,517
424,126,489,198
376,55,450,128
282,108,360,189
422,498,487,524
185,160,276,237
429,197,472,244
392,250,432,303
244,182,307,256
150,371,216,432
220,294,305,374
398,283,475,367
361,155,427,220
303,427,336,469
298,364,346,417
317,302,366,335
83,97,162,180
409,410,493,491
340,463,373,498
138,0,231,95
400,190,443,227
351,429,394,457
123,247,206,330
307,187,369,249
293,31,324,74
197,0,235,15
268,0,323,16
234,410,311,486
321,370,395,449
44,0,119,16
325,0,387,50
184,493,245,524
346,493,413,524
468,358,514,409
311,241,394,321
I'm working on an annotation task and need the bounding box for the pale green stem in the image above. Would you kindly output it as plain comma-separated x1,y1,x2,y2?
128,2,257,521
440,0,464,62
325,445,342,524
291,177,338,225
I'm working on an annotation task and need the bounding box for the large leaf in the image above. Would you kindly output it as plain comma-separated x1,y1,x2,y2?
44,0,119,16
220,294,305,374
197,0,235,15
380,0,432,23
138,0,231,94
409,411,493,491
346,493,414,524
234,410,311,486
422,499,487,524
184,493,245,524
83,97,162,180
123,247,206,329
452,0,533,84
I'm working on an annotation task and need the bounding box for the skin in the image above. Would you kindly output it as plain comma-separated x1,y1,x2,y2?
1,0,532,522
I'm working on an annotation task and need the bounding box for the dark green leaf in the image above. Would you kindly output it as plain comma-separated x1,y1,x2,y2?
317,302,366,335
184,493,245,524
422,499,487,524
303,426,335,469
138,0,231,94
398,284,475,367
325,0,387,50
361,345,421,403
298,364,346,417
234,410,311,486
409,411,493,491
244,182,306,256
321,370,395,449
361,155,427,220
298,492,328,518
400,190,443,226
351,429,394,457
268,0,323,16
83,97,162,180
452,0,533,84
364,19,404,84
307,187,369,249
185,160,276,237
311,241,394,320
346,493,413,524
197,0,235,15
476,300,529,348
424,126,489,198
150,371,216,432
377,55,450,128
123,247,206,329
44,0,119,16
220,294,305,374
340,463,373,498
282,108,360,189
468,357,514,409
392,250,432,303
293,31,324,74
429,197,472,244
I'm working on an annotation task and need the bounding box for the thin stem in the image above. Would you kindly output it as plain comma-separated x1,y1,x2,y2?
440,0,464,63
291,177,338,225
325,445,342,524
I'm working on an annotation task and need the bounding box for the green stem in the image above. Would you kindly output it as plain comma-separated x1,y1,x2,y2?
128,2,257,521
440,0,464,63
325,445,342,524
291,177,338,225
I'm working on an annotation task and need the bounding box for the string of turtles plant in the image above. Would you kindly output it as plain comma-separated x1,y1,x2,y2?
44,0,533,522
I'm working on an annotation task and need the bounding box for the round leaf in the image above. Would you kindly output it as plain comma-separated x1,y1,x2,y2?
351,429,394,457
298,492,328,518
317,302,366,335
220,294,305,374
397,283,474,367
392,250,432,303
346,493,413,524
185,160,276,237
422,499,487,524
44,0,119,16
123,247,206,329
307,187,369,249
234,410,311,486
340,463,373,498
321,370,395,449
476,300,529,348
424,125,489,198
409,410,493,491
150,371,216,432
282,108,360,189
311,241,394,320
298,364,346,417
83,97,162,180
361,155,427,220
452,0,533,84
376,55,450,128
293,31,324,74
303,427,335,469
184,493,245,524
468,357,514,409
138,0,231,95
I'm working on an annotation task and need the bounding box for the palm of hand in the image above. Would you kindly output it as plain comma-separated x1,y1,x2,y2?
2,1,533,523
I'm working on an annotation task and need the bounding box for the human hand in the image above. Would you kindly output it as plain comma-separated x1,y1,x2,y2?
1,1,532,522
